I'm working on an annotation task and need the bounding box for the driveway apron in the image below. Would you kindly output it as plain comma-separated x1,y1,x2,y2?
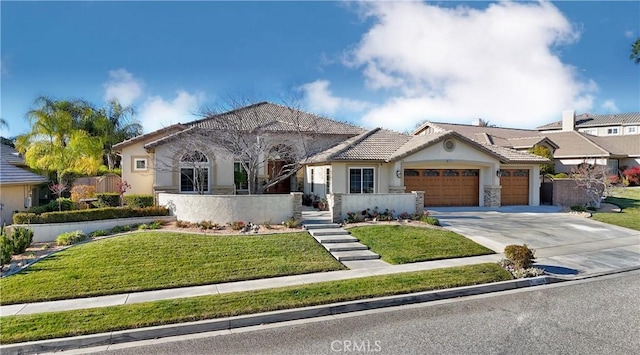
429,206,640,276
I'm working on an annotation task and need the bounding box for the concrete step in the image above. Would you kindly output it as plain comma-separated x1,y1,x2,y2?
308,229,350,237
331,250,381,261
302,219,333,225
304,223,341,230
313,235,359,244
323,243,369,252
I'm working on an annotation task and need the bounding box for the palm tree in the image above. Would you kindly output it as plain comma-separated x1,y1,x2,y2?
15,96,102,183
95,100,142,170
0,118,8,129
631,38,640,64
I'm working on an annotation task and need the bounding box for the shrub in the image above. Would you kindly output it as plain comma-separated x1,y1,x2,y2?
504,244,535,269
554,173,569,179
9,227,34,255
89,230,107,238
149,220,163,229
622,166,640,186
263,220,273,229
96,193,120,207
421,216,441,226
570,205,587,212
56,230,88,246
109,225,132,234
229,221,245,231
123,194,154,208
175,220,192,228
70,185,97,203
1,226,12,265
13,206,169,224
198,220,214,230
28,198,76,214
138,224,149,230
282,217,301,228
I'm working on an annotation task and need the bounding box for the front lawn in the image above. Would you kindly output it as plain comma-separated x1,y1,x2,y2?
0,263,511,344
592,188,640,231
348,225,494,264
0,232,344,305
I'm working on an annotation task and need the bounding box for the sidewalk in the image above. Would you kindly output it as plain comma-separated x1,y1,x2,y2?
0,253,501,316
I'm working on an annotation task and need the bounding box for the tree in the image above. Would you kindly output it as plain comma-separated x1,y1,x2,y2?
528,144,555,175
570,162,612,209
89,100,142,170
631,37,640,64
15,96,103,183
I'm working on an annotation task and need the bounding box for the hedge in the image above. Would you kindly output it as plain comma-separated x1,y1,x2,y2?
96,193,120,207
123,194,154,208
13,206,169,225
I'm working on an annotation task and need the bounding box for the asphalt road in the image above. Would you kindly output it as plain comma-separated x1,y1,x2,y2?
89,271,640,355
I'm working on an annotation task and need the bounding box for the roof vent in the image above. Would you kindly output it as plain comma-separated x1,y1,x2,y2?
443,139,456,152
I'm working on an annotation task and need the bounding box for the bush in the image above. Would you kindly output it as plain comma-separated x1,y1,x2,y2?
622,166,640,186
123,194,154,208
176,220,192,228
89,230,107,237
13,206,169,224
282,217,301,229
421,216,441,226
504,244,535,269
570,205,587,212
1,226,12,265
149,220,163,229
554,173,569,179
28,198,76,214
110,225,132,234
96,193,120,207
56,230,88,246
9,227,34,255
229,221,245,231
70,185,97,203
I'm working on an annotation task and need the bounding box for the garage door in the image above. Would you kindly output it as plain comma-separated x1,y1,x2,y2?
404,169,479,206
500,169,529,205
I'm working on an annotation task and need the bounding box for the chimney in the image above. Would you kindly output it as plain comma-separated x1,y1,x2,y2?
471,118,481,126
562,110,575,132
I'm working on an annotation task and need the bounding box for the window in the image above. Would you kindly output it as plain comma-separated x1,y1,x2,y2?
180,151,209,193
310,168,314,193
606,128,619,135
349,167,374,194
581,129,597,135
133,158,147,171
325,168,331,195
626,126,637,134
234,162,248,190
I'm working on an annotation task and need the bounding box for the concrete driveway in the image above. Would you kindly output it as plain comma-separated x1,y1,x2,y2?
429,206,640,276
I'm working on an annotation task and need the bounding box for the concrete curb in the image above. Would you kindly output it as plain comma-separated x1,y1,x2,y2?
0,276,561,355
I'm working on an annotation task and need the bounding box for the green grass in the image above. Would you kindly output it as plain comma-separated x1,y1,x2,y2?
0,232,344,305
348,225,494,264
0,263,511,344
592,187,640,231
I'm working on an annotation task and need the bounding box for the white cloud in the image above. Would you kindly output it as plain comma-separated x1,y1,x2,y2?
103,69,143,106
138,90,205,132
625,30,635,38
300,80,369,114
601,99,619,112
328,1,597,130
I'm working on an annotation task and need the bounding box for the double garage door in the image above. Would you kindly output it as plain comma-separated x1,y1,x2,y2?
404,168,530,206
404,169,479,206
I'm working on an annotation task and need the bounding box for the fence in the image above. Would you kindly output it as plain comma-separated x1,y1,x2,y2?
72,174,121,193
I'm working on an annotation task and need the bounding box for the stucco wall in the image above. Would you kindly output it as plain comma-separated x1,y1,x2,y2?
339,193,417,220
158,193,298,224
11,216,176,243
552,179,591,207
0,185,32,226
120,140,155,195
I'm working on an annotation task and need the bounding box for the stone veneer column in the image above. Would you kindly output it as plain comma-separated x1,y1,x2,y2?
329,193,342,223
412,191,425,212
483,185,501,207
290,192,302,222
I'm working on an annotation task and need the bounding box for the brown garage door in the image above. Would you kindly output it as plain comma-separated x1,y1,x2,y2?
404,169,479,206
500,169,529,205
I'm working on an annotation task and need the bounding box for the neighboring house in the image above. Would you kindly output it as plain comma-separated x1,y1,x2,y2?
414,112,640,175
114,102,365,196
0,144,48,225
538,110,640,136
305,128,549,207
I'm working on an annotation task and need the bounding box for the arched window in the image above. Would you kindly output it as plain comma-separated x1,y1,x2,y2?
180,151,209,193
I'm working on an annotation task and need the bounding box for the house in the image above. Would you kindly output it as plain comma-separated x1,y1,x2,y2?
304,128,549,207
538,110,640,136
0,144,48,225
413,112,640,175
114,102,365,196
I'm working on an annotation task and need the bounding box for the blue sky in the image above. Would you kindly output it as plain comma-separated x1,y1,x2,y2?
2,1,639,136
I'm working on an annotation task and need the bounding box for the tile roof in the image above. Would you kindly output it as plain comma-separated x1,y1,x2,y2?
188,102,366,135
0,144,49,185
588,135,640,157
113,124,187,151
543,131,610,157
537,112,640,130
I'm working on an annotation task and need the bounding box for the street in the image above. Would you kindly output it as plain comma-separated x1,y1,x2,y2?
88,271,639,355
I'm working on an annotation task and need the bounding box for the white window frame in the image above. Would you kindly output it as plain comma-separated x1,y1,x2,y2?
625,126,637,134
580,128,597,136
133,158,148,171
348,167,375,194
179,151,210,193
